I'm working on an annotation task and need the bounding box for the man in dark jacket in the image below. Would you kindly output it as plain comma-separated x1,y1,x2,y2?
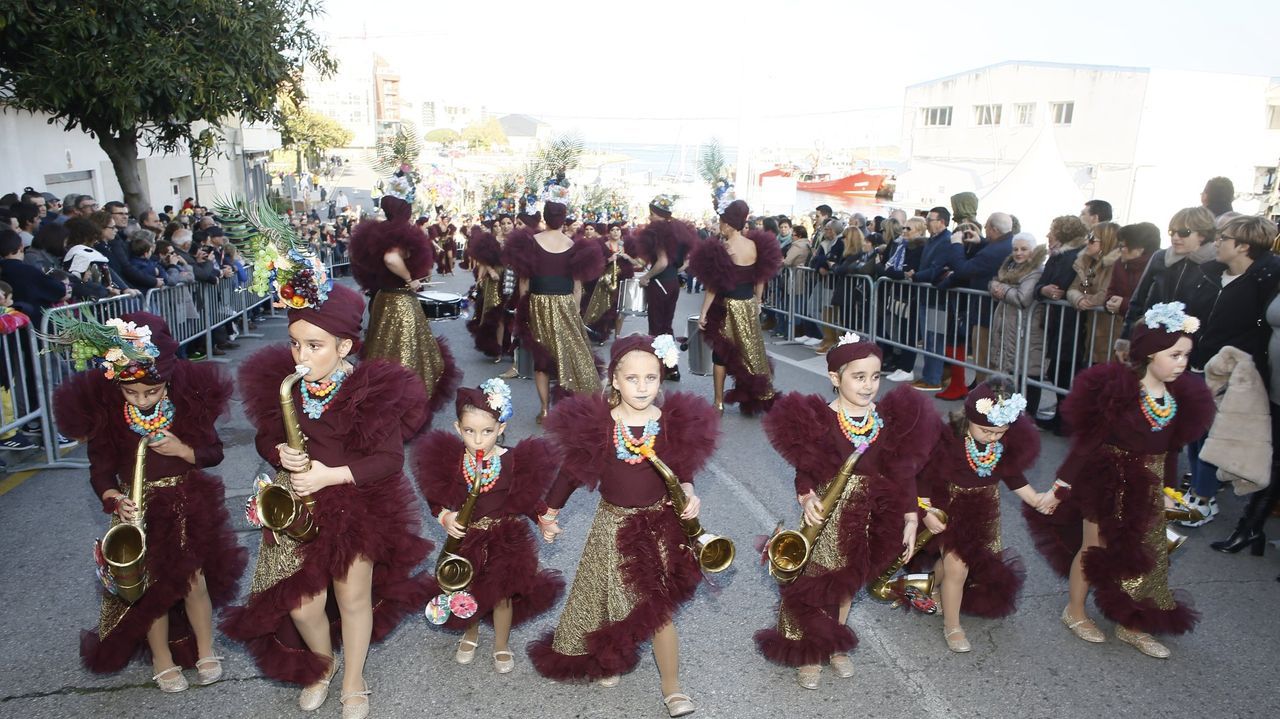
908,207,954,391
0,229,65,319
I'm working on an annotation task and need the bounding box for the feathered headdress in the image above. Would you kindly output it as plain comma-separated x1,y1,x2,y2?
214,197,334,309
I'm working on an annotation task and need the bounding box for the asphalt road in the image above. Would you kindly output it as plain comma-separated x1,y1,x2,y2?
1,270,1277,719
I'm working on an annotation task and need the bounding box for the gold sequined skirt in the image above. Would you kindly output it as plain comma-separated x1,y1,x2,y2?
98,475,187,641
1109,452,1176,611
479,275,502,322
583,277,616,326
365,288,446,392
528,293,600,395
722,297,772,380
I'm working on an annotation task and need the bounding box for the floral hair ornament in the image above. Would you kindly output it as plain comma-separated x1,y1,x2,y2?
649,193,676,218
1142,301,1200,334
39,314,161,382
838,331,861,346
651,334,680,368
214,196,333,309
712,178,735,215
973,393,1027,427
480,377,514,422
541,182,572,207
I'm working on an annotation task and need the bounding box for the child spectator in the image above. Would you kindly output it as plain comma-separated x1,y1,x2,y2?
127,230,163,287
0,280,36,451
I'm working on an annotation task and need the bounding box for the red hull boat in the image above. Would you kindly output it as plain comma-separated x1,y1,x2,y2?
797,171,886,196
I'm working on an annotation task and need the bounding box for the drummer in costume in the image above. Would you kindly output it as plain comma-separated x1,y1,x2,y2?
431,209,457,275
222,283,434,719
627,195,698,381
756,333,937,689
583,212,638,344
690,198,783,415
348,176,461,421
920,378,1053,653
52,312,247,691
503,182,605,422
1025,302,1213,659
529,334,720,718
413,379,565,672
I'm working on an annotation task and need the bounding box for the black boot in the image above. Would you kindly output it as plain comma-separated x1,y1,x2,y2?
1211,483,1277,555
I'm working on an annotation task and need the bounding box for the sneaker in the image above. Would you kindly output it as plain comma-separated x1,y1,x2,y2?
1178,496,1219,528
0,436,37,451
1035,407,1056,421
56,433,78,449
885,369,914,383
911,380,943,392
801,337,822,346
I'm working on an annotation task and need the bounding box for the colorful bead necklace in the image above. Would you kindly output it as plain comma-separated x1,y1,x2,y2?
124,397,174,438
614,419,660,464
1139,388,1177,432
461,451,502,493
300,368,348,419
965,435,1004,477
837,406,882,449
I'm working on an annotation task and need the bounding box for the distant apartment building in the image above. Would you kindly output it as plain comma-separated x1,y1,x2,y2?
897,61,1280,232
373,55,402,141
303,45,406,148
418,100,489,132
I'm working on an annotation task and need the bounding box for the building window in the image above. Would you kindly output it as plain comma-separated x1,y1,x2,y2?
922,106,952,127
1052,102,1075,125
1269,105,1280,130
1015,103,1035,126
973,104,1002,126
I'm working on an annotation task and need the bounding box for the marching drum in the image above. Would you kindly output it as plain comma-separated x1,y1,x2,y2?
417,290,464,320
619,279,647,317
686,315,714,376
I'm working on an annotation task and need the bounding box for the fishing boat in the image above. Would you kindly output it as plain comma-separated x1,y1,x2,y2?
797,171,887,196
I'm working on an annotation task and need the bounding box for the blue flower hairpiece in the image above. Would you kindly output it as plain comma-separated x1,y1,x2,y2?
1143,301,1201,334
480,377,513,422
974,393,1027,427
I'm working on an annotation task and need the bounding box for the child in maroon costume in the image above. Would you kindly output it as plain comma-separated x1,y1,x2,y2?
413,382,564,673
756,334,937,689
690,199,784,414
220,285,433,717
529,334,719,718
1025,302,1213,659
54,313,246,691
465,224,507,358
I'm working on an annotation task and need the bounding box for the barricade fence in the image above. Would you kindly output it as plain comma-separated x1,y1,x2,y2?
760,268,1124,402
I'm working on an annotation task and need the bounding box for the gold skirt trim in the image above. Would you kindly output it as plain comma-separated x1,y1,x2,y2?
582,278,616,326
1105,448,1176,611
479,275,502,323
722,297,774,400
529,293,600,395
365,289,446,392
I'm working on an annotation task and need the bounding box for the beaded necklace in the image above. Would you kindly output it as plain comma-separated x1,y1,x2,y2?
1139,387,1177,432
964,435,1004,477
614,418,660,464
836,406,882,449
461,450,502,493
300,368,348,419
124,397,174,438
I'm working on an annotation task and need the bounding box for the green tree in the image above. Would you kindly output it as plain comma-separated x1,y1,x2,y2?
0,1,333,214
425,128,461,145
460,119,508,150
278,95,354,173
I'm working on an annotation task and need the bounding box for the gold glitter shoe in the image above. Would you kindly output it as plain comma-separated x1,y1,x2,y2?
829,653,855,678
944,627,971,653
298,655,338,711
340,684,371,719
598,675,620,687
1116,626,1170,659
152,666,188,693
195,655,224,685
1061,608,1105,644
499,366,519,379
455,638,479,665
662,692,696,717
796,665,821,690
714,401,724,415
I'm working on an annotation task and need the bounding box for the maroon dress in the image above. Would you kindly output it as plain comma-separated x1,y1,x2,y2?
465,227,506,357
219,346,435,685
582,235,634,341
413,432,565,630
527,392,720,681
754,387,937,666
1024,363,1213,635
54,362,247,674
918,415,1039,618
625,219,698,336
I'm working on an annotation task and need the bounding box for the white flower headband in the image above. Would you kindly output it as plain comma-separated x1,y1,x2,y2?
837,331,862,346
1143,301,1200,335
974,393,1027,427
480,377,513,422
651,334,680,368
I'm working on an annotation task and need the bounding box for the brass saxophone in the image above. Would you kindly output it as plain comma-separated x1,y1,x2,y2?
256,366,319,542
603,248,620,291
101,437,151,603
868,506,949,601
767,447,866,584
435,449,486,592
644,448,735,573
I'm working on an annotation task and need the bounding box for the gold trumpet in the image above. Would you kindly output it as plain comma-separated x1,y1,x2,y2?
435,450,486,592
767,448,865,584
256,366,319,542
868,507,949,601
644,448,735,573
101,437,151,603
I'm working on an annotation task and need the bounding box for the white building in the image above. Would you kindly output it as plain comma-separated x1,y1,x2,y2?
302,42,379,148
0,108,279,212
896,61,1280,233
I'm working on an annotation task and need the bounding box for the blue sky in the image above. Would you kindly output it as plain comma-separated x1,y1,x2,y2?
316,0,1279,145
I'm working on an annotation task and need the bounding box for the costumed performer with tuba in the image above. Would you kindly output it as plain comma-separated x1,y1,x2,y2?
221,280,434,719
412,378,565,673
918,377,1053,654
52,312,246,691
1024,302,1213,659
690,197,783,415
529,334,721,718
756,332,938,689
347,173,461,423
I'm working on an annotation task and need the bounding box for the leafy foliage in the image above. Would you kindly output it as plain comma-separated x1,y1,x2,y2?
535,133,585,184
425,128,461,145
369,121,423,176
213,195,309,290
460,119,508,150
278,94,354,165
699,138,727,184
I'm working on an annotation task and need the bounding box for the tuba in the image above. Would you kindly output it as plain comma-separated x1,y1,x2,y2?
435,450,485,592
644,448,735,573
868,506,949,601
256,366,319,542
100,437,151,603
767,447,866,584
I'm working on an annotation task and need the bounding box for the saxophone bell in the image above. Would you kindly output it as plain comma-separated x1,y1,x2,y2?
257,366,320,542
644,451,735,573
434,449,484,594
101,437,151,603
868,507,948,601
766,449,865,584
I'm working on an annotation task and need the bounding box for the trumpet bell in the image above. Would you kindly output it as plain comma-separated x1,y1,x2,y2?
695,533,735,573
436,552,475,593
102,523,147,603
258,483,318,542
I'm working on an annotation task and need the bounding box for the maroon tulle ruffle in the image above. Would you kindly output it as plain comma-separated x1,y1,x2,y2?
349,215,435,292
699,297,776,415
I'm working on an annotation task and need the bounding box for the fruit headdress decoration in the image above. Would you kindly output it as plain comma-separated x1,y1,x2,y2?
214,197,333,309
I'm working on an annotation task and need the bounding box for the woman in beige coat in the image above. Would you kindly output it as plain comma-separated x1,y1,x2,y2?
778,225,812,338
1066,221,1122,366
988,232,1047,416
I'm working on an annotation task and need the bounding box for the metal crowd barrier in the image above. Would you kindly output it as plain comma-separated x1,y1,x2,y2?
0,325,61,469
788,267,876,339
1022,301,1123,397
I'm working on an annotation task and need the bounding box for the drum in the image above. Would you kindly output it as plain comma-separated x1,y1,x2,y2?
687,315,713,376
619,279,647,317
418,290,464,320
